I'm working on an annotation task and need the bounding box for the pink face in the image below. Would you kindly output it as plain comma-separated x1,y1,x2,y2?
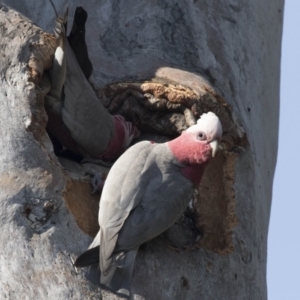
168,131,213,166
168,112,222,186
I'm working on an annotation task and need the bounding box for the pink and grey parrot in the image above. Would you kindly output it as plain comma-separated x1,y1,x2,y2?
75,112,223,297
45,11,139,164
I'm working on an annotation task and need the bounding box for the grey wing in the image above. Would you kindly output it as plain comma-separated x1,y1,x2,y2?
116,151,194,251
62,41,114,157
97,141,156,275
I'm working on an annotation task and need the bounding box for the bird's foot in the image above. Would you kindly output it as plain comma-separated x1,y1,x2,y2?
82,157,113,168
85,170,107,194
166,243,181,253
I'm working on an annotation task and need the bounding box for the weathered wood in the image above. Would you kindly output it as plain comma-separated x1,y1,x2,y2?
0,1,283,299
0,4,101,299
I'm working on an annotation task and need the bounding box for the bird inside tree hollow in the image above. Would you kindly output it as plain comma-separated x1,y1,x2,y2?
45,8,140,166
75,112,223,298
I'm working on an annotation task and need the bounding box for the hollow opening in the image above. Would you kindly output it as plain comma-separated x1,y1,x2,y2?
96,75,246,253
59,76,246,253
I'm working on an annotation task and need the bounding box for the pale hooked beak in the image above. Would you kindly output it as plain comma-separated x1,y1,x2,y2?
210,140,219,158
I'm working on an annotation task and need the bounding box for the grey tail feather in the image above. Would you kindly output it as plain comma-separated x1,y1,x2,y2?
85,264,101,286
75,246,138,298
107,249,138,298
74,246,99,267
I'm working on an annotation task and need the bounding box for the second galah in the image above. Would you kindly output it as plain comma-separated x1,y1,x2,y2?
45,13,139,164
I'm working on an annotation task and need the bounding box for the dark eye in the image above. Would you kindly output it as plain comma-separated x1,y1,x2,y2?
197,132,206,141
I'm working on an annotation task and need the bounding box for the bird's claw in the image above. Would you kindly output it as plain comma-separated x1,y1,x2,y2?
85,170,107,194
82,158,113,168
167,243,181,253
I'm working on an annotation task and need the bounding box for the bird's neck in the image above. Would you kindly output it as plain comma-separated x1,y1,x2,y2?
99,115,140,160
180,164,208,187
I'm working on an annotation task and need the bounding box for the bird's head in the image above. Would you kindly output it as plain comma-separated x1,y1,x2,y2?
185,112,223,158
168,112,223,165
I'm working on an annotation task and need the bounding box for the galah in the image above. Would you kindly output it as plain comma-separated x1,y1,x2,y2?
45,12,140,165
75,112,223,297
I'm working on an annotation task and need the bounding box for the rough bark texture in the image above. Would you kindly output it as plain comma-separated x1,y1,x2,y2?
0,1,283,299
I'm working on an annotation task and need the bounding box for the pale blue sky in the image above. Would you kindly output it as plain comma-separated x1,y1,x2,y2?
267,1,300,299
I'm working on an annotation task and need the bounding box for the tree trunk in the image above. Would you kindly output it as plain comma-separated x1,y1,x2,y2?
0,1,283,299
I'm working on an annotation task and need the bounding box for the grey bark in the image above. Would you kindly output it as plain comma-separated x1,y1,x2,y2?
0,1,283,300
